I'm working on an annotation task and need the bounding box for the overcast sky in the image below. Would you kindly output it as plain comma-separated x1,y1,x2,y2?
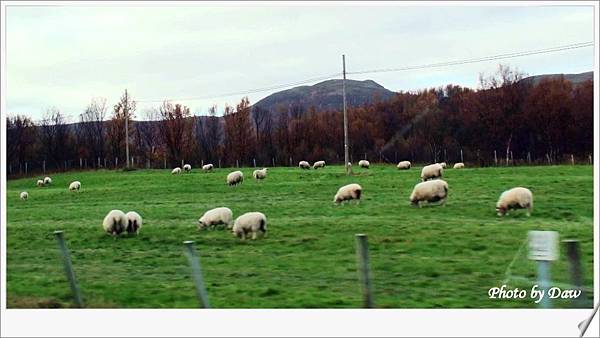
5,4,595,121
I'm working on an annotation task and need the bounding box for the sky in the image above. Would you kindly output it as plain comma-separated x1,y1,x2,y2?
5,4,596,121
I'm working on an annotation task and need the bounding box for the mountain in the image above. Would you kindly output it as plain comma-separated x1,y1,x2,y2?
521,71,593,86
254,79,395,112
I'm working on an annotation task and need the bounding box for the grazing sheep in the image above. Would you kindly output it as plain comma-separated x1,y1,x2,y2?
36,179,44,187
253,168,268,181
496,187,533,217
453,162,465,169
410,180,448,207
102,209,128,236
232,212,267,240
421,163,443,181
44,177,52,185
69,181,81,192
202,164,214,172
183,164,192,172
20,192,28,201
358,160,370,168
313,160,326,169
171,167,182,175
227,170,244,186
299,161,311,169
333,183,363,205
198,207,233,230
397,161,411,170
125,211,143,234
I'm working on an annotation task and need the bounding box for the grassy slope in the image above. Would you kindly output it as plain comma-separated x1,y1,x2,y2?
6,165,594,308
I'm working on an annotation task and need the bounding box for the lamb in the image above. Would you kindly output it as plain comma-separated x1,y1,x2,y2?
253,168,268,181
232,212,267,240
183,164,192,172
496,187,533,217
397,161,411,170
333,183,362,205
171,167,182,175
20,192,28,201
313,160,326,169
198,207,233,230
44,177,52,185
69,181,81,192
125,211,143,234
202,164,214,172
227,170,244,186
453,162,465,169
36,179,44,187
421,163,443,181
299,161,311,169
358,160,370,168
102,209,128,236
410,180,448,207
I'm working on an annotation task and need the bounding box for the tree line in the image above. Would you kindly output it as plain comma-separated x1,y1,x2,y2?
6,65,594,176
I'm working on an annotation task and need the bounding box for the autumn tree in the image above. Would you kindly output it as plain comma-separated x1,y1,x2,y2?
157,101,193,165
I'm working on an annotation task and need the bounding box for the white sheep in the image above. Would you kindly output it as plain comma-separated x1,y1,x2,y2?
171,167,182,175
227,170,244,186
125,211,143,234
496,187,533,217
253,168,268,181
421,163,443,181
36,179,44,187
202,164,214,172
20,192,28,201
183,164,192,172
410,180,448,207
313,160,326,169
232,212,267,240
453,162,465,169
358,160,370,168
44,177,52,185
438,162,447,168
299,161,311,169
69,181,81,192
333,183,362,205
102,209,128,236
198,207,233,230
397,161,411,170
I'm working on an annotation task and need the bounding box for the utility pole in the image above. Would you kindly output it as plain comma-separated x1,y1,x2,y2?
124,89,130,169
342,55,350,175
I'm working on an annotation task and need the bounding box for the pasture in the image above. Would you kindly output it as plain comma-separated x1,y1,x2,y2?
5,165,594,308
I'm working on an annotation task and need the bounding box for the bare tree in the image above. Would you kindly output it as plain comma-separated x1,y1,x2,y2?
6,115,37,167
39,108,73,167
157,101,193,165
79,97,107,163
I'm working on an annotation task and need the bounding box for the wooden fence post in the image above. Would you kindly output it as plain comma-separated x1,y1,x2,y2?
494,150,497,165
43,160,46,174
571,154,575,166
355,234,374,308
54,231,84,308
253,158,256,168
183,241,210,308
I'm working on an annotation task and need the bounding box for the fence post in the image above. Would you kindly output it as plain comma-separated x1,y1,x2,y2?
181,159,184,168
253,158,256,168
589,154,592,165
494,150,497,166
164,157,166,169
355,234,374,308
9,163,12,175
79,158,82,169
546,153,551,165
25,162,28,175
527,152,531,164
201,160,204,167
218,159,221,168
564,240,584,307
570,154,575,166
272,157,275,167
289,157,292,167
236,160,239,168
147,159,150,169
53,231,84,308
183,241,210,308
460,149,463,163
43,160,46,174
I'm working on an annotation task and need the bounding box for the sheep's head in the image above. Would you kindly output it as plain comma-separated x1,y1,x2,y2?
496,206,506,216
198,219,207,230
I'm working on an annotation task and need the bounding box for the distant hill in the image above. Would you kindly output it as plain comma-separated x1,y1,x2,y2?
254,79,395,112
521,71,593,86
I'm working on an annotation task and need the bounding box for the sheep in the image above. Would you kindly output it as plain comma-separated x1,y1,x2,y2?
232,212,267,240
453,162,465,169
183,164,192,172
198,207,233,230
421,163,443,181
358,160,370,168
69,181,81,192
36,179,44,187
171,167,182,175
202,164,214,172
313,160,326,169
253,168,268,181
102,209,128,236
333,183,362,205
410,180,448,207
20,192,28,201
44,177,52,185
397,161,411,170
299,161,311,169
227,170,244,186
125,211,143,235
496,187,533,217
438,162,447,168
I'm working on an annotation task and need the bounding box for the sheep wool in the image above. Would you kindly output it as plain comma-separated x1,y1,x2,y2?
358,160,370,168
421,163,443,181
36,179,44,187
171,167,182,175
232,212,267,240
453,162,465,169
125,211,143,234
202,164,214,172
333,183,363,205
102,209,128,236
496,187,533,217
410,180,448,207
183,164,192,172
397,161,411,170
253,168,268,181
438,162,447,168
227,170,244,186
313,160,326,169
20,192,28,201
69,181,81,192
198,207,234,230
44,177,52,185
299,161,311,169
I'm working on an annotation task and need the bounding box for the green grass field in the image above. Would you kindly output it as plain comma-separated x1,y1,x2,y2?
6,165,594,308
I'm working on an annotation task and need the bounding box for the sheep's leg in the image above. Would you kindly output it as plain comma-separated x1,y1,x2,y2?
440,197,446,207
252,232,257,240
